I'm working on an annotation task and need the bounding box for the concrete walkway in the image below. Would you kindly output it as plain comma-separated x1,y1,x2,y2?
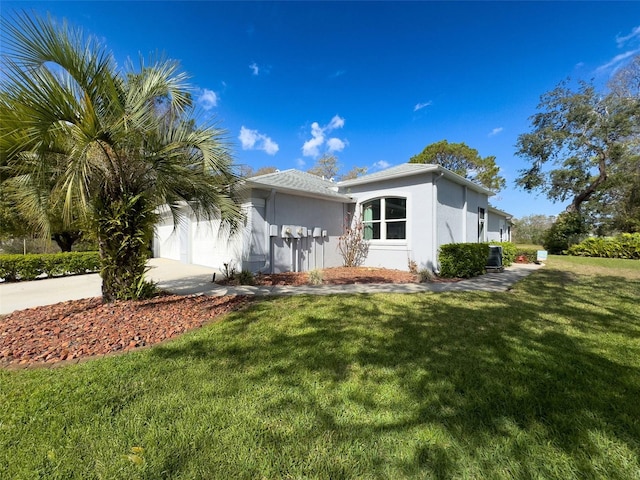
0,258,543,315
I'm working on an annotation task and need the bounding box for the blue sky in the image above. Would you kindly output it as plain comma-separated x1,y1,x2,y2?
3,1,640,219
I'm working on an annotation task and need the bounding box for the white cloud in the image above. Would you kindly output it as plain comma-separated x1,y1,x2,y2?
301,115,347,158
197,89,218,110
489,127,504,137
329,70,346,78
249,62,259,76
239,126,279,155
327,137,346,152
372,160,391,170
262,137,279,155
596,49,640,73
296,158,306,168
327,115,345,130
302,122,325,157
414,101,432,112
616,25,640,47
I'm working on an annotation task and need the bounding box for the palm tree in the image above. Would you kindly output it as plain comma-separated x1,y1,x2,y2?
1,13,243,301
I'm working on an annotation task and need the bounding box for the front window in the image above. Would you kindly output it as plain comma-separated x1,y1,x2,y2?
363,197,406,240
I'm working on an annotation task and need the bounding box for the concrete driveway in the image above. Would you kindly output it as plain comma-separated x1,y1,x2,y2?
0,258,221,315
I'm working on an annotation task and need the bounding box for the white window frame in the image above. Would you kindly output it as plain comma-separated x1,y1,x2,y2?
361,197,407,242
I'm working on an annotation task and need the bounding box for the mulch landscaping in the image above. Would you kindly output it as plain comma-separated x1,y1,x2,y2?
0,294,251,369
1,266,454,369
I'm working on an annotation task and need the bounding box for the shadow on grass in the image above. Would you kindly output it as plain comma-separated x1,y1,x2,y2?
150,266,640,478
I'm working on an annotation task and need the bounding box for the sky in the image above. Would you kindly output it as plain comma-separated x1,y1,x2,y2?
2,1,640,219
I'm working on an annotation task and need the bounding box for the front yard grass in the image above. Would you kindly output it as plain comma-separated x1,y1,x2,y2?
1,256,639,479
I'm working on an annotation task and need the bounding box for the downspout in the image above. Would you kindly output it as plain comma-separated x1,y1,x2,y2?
432,172,444,272
462,186,468,242
265,189,276,274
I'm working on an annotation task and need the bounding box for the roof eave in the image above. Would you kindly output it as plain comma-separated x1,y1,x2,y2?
247,181,355,203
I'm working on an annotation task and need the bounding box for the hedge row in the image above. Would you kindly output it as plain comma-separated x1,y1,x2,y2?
514,248,539,263
439,243,490,278
566,233,640,259
0,252,100,282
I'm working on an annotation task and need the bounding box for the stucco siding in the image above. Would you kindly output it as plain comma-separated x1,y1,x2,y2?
251,189,348,273
436,177,466,246
345,173,434,271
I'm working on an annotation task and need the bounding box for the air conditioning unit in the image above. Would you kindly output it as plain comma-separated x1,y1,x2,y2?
486,245,504,272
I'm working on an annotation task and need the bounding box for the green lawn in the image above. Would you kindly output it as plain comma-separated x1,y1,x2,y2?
1,257,639,479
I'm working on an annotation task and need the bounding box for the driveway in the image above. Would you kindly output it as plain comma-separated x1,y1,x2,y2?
0,258,220,315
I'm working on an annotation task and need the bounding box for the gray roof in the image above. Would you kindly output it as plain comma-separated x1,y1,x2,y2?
339,163,436,186
338,163,495,196
247,169,353,202
488,205,513,219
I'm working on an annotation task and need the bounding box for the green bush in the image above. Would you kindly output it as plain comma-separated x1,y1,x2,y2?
515,248,539,263
439,243,490,278
0,252,100,282
237,270,255,286
543,212,588,254
490,241,517,266
567,233,640,259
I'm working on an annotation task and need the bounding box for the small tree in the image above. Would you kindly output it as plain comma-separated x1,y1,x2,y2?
512,214,555,245
307,153,340,179
543,212,588,254
409,139,506,191
337,213,369,267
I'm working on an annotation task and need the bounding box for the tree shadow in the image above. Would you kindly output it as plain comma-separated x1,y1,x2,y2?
149,268,640,478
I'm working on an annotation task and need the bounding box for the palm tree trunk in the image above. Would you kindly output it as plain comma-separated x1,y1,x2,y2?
95,194,155,302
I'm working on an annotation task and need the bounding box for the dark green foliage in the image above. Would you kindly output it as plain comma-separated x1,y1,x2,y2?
515,248,539,263
0,252,100,281
515,75,640,222
490,241,517,266
439,243,490,278
567,233,640,259
410,139,506,191
237,270,255,285
543,212,589,254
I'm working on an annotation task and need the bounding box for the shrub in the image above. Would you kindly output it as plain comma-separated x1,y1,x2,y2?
490,241,517,266
237,270,255,285
543,212,588,254
418,269,434,283
407,259,418,274
308,269,324,286
439,243,490,278
338,213,369,267
0,252,100,281
514,248,539,263
567,233,640,259
221,261,237,281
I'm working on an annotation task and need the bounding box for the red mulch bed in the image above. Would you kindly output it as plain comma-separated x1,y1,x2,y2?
232,267,420,286
0,294,250,369
2,267,455,369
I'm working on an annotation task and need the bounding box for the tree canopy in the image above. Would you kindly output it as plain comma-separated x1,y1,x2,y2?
409,140,506,192
307,154,367,181
515,62,640,232
0,13,243,300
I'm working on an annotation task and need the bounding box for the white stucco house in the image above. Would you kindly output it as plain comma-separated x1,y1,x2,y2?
153,163,512,273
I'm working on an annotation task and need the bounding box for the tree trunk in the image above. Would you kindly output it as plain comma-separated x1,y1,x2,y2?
95,194,155,302
52,231,81,252
567,154,608,213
